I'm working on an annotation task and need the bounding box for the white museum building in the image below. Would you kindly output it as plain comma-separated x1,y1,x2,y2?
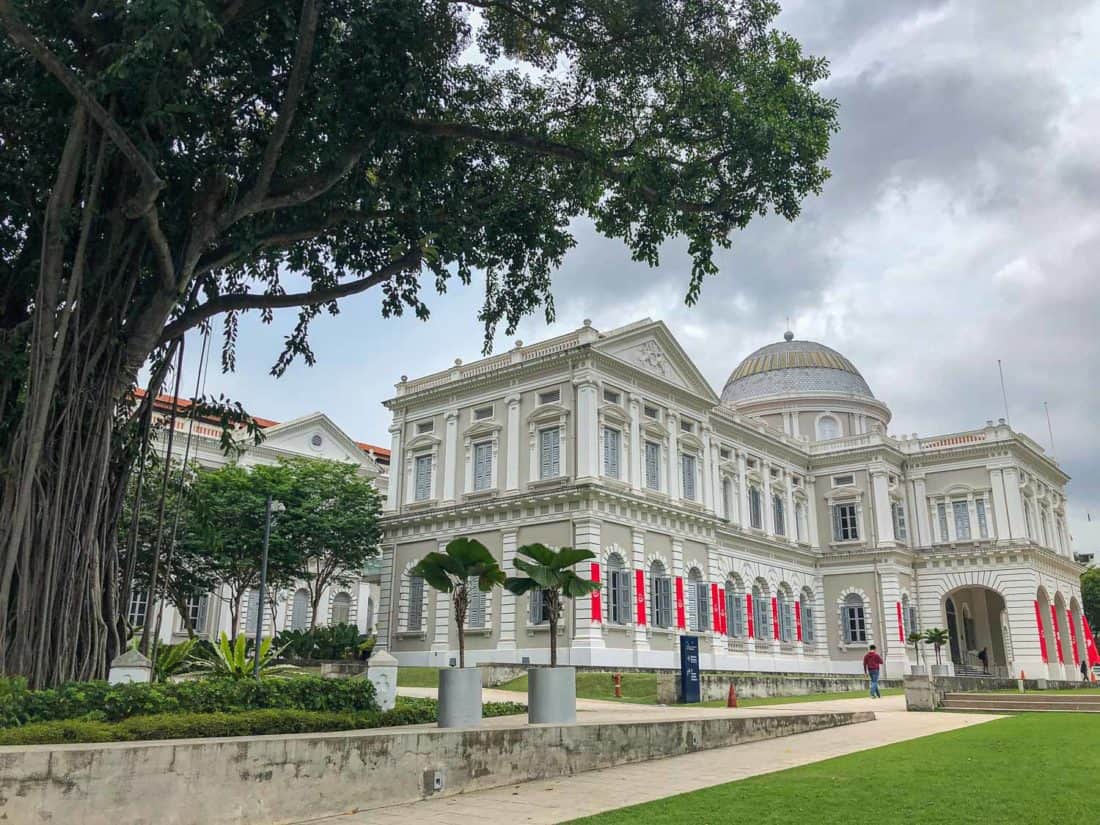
374,319,1091,679
128,391,390,645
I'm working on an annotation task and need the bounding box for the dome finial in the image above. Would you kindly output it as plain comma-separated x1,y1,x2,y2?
783,329,794,342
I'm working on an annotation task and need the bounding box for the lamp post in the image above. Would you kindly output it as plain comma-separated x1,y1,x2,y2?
254,495,285,678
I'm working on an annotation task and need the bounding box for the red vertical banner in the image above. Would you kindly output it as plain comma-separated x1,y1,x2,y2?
710,583,720,631
675,576,686,629
896,601,905,643
1083,617,1100,666
717,588,727,635
746,593,754,638
1068,609,1080,665
1034,601,1048,662
634,569,647,625
1051,605,1064,663
589,563,602,624
771,597,780,641
794,600,803,642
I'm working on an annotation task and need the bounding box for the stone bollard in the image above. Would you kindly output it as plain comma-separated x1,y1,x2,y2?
366,649,399,711
108,649,153,684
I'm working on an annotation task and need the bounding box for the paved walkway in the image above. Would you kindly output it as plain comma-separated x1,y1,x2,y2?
295,693,999,825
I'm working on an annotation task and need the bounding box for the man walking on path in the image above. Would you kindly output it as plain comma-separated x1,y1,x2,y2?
863,645,884,698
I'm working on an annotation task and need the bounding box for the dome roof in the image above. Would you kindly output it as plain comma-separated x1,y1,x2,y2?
721,333,876,405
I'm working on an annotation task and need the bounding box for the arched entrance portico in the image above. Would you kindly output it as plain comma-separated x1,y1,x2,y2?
943,586,1010,676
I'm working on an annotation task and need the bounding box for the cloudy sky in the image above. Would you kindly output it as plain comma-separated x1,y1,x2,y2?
184,0,1100,549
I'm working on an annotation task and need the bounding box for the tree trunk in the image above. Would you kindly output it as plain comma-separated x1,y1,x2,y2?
454,586,467,669
548,592,561,668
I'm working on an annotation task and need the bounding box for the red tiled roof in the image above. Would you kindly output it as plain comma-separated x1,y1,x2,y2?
130,388,389,461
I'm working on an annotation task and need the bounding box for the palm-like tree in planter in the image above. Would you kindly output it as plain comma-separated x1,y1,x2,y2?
504,543,600,667
907,631,925,667
923,627,950,667
410,537,505,668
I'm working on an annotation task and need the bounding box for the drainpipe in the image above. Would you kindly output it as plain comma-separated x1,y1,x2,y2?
872,558,888,668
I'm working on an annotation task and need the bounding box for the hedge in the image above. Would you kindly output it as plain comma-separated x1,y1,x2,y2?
0,675,378,727
0,698,529,746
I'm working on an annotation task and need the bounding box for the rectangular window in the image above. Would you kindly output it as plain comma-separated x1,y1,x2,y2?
681,453,697,500
529,590,550,624
603,427,621,478
537,389,560,405
466,577,486,629
680,419,695,433
953,500,971,540
473,405,493,421
416,420,434,435
643,404,659,419
773,495,786,536
843,603,867,643
976,499,990,539
832,503,859,541
892,502,908,540
414,454,433,501
832,474,854,487
689,581,709,632
802,604,815,643
473,441,493,491
720,447,732,460
727,592,745,637
645,441,661,491
602,388,621,405
749,487,763,529
608,568,630,625
128,590,148,628
937,502,949,542
185,594,208,634
539,427,560,479
652,576,673,628
407,576,424,632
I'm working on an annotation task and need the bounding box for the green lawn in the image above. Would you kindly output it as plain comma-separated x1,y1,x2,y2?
396,666,441,688
565,714,1097,824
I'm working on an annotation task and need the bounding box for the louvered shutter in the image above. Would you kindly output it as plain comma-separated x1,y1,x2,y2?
467,577,486,629
414,455,432,501
603,428,620,478
474,442,492,490
645,442,660,489
407,576,424,631
540,427,560,478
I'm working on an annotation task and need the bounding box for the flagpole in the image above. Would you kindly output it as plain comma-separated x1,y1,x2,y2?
997,360,1011,426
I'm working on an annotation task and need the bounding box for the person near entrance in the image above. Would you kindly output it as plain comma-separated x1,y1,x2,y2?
1082,660,1090,682
977,646,989,674
863,645,884,698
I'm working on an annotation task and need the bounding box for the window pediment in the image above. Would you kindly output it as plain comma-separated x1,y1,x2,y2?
463,420,503,440
642,420,669,439
599,401,630,424
678,431,704,452
527,401,569,426
824,486,862,503
406,433,440,451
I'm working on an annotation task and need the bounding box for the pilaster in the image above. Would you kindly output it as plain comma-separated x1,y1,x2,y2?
631,528,649,652
572,518,604,649
441,409,459,503
505,395,520,492
384,425,402,512
628,394,643,492
498,529,518,651
575,380,600,481
871,467,896,547
1003,466,1028,539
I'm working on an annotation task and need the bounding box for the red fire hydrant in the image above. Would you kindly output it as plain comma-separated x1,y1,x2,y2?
613,672,623,698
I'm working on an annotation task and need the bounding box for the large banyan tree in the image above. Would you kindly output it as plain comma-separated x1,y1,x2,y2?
0,0,837,685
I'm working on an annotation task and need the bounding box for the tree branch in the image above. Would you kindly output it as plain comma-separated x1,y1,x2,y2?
243,0,321,209
157,247,422,345
0,0,164,216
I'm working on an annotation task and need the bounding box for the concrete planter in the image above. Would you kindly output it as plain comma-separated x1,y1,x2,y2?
437,667,483,728
528,666,576,725
910,665,929,676
931,664,952,676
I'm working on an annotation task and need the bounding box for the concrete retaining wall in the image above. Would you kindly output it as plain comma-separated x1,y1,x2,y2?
904,674,1091,710
655,671,903,704
0,711,871,825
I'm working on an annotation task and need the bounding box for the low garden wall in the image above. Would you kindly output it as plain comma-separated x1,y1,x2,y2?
904,674,1093,711
655,671,903,704
0,710,872,824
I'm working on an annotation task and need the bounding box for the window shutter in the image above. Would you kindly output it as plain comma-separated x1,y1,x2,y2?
467,577,486,629
415,455,432,501
473,442,492,490
645,442,660,489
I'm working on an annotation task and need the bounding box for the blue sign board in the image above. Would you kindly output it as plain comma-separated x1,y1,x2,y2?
679,635,700,703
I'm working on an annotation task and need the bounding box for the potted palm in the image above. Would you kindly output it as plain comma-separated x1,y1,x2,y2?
923,627,951,676
411,537,505,727
907,631,927,675
504,543,599,724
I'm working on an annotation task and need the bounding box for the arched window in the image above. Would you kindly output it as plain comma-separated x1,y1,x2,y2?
726,576,745,638
752,581,770,640
749,486,763,529
777,586,795,642
331,592,352,625
606,552,630,625
405,573,425,632
687,568,709,633
816,415,841,440
842,593,867,643
467,577,487,629
290,588,310,631
650,561,673,628
800,588,816,643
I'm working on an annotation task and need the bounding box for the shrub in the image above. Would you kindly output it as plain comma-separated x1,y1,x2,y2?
274,624,365,660
0,699,528,746
0,675,377,727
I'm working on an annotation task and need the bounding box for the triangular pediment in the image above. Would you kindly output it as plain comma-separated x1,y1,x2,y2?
595,320,718,402
257,413,382,475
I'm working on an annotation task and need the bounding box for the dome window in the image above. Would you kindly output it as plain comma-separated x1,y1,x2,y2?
816,415,841,440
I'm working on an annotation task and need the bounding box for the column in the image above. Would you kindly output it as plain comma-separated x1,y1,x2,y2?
701,427,713,511
762,461,774,536
441,409,459,503
505,395,520,491
631,529,649,653
711,441,723,518
784,473,797,545
988,468,1010,541
667,413,680,503
871,467,896,547
498,529,518,652
912,476,931,546
572,518,604,654
628,395,643,492
806,476,820,547
575,380,599,481
736,452,749,527
431,540,450,658
1002,467,1027,539
671,538,685,633
384,425,402,511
